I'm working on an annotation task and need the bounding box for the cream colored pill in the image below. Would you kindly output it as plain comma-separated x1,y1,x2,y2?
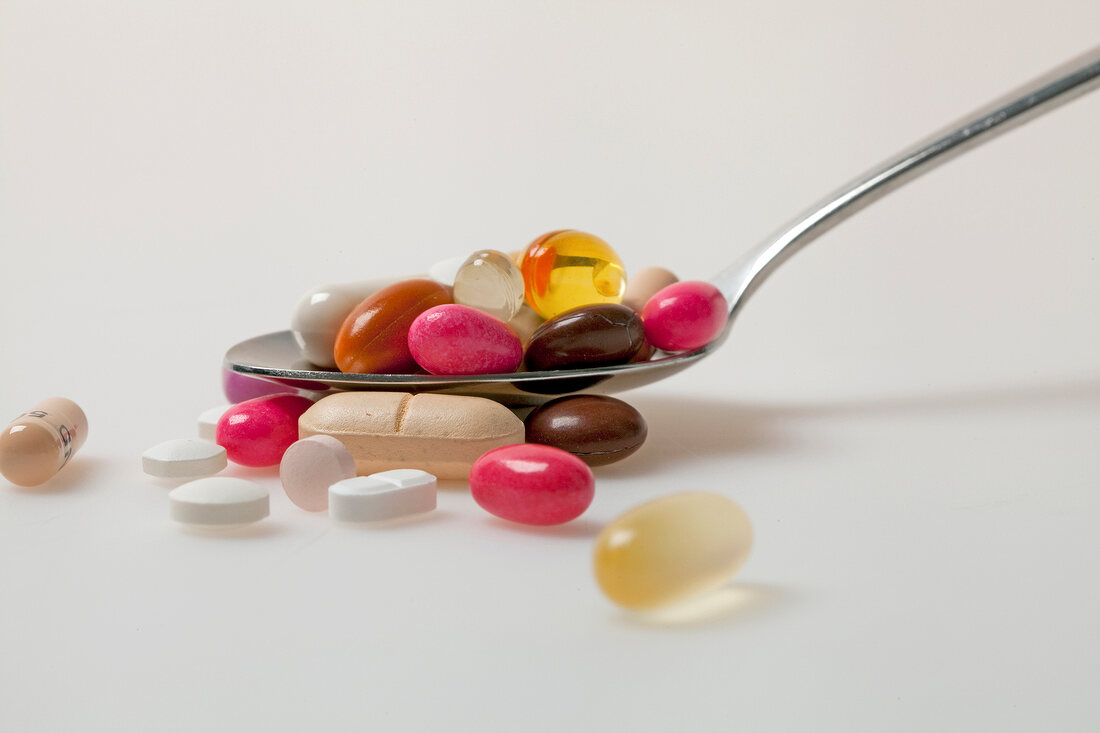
291,278,399,367
330,469,437,522
593,492,753,609
143,439,227,479
428,254,467,286
197,405,230,441
168,477,269,527
506,304,544,346
279,435,356,512
298,392,524,480
0,397,88,487
621,266,679,313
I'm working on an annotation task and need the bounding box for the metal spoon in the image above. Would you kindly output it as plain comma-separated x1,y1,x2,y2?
225,46,1100,406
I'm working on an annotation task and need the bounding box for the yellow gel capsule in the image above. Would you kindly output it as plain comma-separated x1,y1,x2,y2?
520,230,627,320
593,492,753,609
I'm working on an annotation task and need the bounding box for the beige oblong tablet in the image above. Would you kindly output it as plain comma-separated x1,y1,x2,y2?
298,392,524,480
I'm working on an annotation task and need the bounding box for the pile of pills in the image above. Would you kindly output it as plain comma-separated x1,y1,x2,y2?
4,231,755,612
292,229,731,379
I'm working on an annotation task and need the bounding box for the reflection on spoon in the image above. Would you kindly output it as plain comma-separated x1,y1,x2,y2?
225,47,1100,406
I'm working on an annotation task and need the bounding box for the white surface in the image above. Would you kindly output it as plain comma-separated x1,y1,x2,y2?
142,438,227,479
196,404,230,441
0,2,1097,731
167,477,270,526
330,469,438,523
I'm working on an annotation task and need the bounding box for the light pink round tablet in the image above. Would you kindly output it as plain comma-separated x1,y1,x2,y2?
279,435,356,512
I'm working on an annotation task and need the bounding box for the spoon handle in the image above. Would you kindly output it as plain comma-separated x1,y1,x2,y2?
712,45,1100,322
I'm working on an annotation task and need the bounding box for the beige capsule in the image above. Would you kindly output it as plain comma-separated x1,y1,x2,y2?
290,278,400,368
621,266,678,313
593,492,753,609
0,397,88,487
298,392,524,480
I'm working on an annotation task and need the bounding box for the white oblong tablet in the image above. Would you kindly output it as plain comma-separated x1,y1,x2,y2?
279,435,356,512
169,477,269,527
143,438,228,479
197,405,231,441
329,469,437,523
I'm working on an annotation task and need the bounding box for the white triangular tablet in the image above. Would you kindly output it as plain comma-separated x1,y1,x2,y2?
143,438,227,479
197,405,231,441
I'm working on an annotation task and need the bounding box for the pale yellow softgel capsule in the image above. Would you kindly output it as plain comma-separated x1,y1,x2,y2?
453,249,526,322
593,492,753,609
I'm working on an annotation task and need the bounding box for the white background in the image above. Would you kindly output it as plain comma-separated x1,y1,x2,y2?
1,2,1098,731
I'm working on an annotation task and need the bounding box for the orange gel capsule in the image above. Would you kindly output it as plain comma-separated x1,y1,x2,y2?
0,397,88,487
333,279,452,374
520,230,627,320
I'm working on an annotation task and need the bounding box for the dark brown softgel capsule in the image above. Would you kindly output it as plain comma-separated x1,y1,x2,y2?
524,395,647,466
524,304,645,371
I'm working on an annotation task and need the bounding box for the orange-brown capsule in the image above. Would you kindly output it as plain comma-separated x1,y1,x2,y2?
334,279,452,374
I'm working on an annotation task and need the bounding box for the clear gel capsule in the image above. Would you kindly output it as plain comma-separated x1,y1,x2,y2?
593,492,753,609
453,249,527,322
0,397,88,487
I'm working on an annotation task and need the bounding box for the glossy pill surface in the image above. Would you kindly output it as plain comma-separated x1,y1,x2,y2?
142,439,227,479
197,405,230,441
641,280,729,352
222,369,294,404
299,392,524,480
453,249,526,322
525,303,645,371
334,279,452,374
408,304,523,375
0,397,87,487
622,266,678,313
216,394,314,467
525,395,647,466
291,278,398,367
594,492,753,609
469,444,594,525
520,230,626,320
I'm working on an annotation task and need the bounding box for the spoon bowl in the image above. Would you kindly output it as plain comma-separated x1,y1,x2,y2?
225,47,1100,406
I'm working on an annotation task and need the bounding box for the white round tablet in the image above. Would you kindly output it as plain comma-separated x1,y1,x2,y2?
143,438,228,479
329,469,437,523
197,405,231,441
168,477,269,527
280,435,356,512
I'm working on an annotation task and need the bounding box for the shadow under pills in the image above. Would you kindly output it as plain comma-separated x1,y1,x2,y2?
594,374,1100,477
615,581,800,630
7,454,110,495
